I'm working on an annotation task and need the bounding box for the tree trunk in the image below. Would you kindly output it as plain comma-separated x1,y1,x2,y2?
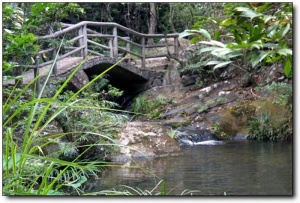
147,3,157,45
169,3,176,33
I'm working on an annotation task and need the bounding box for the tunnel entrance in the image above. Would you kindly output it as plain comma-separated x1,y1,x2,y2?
84,64,149,109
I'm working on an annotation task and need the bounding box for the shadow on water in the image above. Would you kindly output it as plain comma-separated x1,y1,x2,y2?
84,140,293,196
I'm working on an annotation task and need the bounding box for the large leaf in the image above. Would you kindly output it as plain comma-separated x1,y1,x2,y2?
235,7,263,19
266,21,280,36
277,48,292,56
199,46,219,54
213,61,233,70
179,29,211,41
250,51,273,67
206,61,233,69
284,57,292,78
277,23,290,39
200,40,225,47
211,48,233,58
263,43,279,49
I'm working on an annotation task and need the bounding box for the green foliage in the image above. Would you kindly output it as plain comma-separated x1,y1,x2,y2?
263,82,292,109
167,129,179,139
130,95,170,119
247,112,292,141
25,3,85,33
179,3,293,77
2,44,129,195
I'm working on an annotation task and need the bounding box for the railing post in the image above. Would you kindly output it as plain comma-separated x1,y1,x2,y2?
113,26,118,58
82,24,88,58
174,36,179,57
52,49,57,75
34,54,40,95
109,39,113,57
141,37,146,69
125,37,131,63
13,67,23,87
78,26,84,57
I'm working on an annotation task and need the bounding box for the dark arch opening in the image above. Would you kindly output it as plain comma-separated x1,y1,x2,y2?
84,63,149,109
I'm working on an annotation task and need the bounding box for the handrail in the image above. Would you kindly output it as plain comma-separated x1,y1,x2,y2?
13,21,180,93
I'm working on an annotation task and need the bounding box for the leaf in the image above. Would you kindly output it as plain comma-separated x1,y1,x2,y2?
220,18,237,26
211,48,233,58
235,7,262,19
250,51,273,67
179,29,211,41
200,40,225,47
277,24,290,39
190,36,200,44
284,58,292,78
179,30,192,38
226,51,243,59
277,48,292,56
266,21,280,35
199,46,219,54
213,61,233,70
214,31,221,41
263,43,279,49
263,15,276,23
249,33,265,43
233,30,242,44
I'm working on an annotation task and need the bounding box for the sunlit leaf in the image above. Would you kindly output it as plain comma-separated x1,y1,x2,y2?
220,18,237,26
284,57,292,78
213,61,233,70
179,29,211,41
199,46,219,54
277,48,292,56
200,40,225,47
235,7,263,19
190,36,200,44
211,48,233,57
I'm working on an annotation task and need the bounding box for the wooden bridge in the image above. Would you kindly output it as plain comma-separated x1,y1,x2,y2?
7,21,180,93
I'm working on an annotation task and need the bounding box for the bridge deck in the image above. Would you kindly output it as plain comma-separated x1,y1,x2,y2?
3,57,89,85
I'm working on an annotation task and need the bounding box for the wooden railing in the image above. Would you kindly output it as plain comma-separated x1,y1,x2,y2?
14,21,179,90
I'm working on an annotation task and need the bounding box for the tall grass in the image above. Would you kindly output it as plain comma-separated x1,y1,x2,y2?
2,39,129,195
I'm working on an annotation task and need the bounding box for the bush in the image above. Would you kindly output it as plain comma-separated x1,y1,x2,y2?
130,95,170,119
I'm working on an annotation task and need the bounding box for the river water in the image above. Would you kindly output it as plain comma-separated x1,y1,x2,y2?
85,140,293,196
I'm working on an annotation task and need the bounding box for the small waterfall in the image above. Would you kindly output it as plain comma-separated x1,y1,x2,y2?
175,129,223,146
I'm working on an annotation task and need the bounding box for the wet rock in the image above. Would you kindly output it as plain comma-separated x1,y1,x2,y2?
175,129,219,146
110,122,181,162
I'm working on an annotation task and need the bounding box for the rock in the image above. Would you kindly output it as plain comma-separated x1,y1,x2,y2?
181,74,196,86
70,70,89,90
110,122,181,162
152,78,162,87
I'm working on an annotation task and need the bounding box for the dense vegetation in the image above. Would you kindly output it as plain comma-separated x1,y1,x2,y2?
2,2,292,195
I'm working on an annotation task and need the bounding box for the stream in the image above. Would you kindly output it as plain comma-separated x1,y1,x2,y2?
84,140,292,196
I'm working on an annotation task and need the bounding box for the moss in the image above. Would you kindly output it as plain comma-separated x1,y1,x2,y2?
166,119,192,128
213,102,256,139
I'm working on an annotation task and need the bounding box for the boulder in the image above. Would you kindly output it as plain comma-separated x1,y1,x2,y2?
110,121,182,162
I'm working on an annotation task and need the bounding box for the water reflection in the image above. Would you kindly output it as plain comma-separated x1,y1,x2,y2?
86,140,293,196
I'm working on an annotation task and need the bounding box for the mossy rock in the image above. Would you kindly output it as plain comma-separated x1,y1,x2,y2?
213,98,292,140
213,102,256,139
252,99,292,128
